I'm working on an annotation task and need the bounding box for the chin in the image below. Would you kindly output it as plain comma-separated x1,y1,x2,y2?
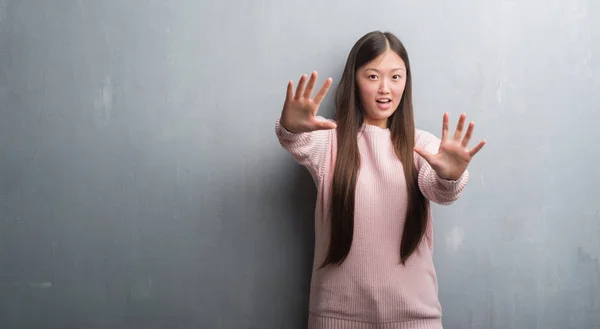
364,104,399,123
364,113,394,127
373,110,397,120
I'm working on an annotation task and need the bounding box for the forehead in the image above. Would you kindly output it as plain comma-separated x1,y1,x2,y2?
361,50,406,71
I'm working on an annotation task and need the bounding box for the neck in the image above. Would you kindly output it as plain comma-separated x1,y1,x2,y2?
364,118,388,129
362,123,390,134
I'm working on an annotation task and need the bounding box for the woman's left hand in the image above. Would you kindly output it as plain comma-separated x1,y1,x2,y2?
414,112,486,181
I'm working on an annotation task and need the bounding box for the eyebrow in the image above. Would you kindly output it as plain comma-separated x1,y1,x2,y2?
364,68,405,72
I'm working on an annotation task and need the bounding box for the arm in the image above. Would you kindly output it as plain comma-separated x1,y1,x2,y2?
413,112,486,205
275,116,334,182
415,130,468,205
275,71,337,182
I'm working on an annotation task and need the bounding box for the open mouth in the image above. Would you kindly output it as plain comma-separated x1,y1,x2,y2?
376,98,391,104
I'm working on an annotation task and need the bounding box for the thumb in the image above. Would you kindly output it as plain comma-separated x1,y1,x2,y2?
314,120,337,131
414,146,434,164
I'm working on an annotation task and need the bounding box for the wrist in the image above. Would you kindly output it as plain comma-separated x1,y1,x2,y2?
280,115,297,133
436,171,463,182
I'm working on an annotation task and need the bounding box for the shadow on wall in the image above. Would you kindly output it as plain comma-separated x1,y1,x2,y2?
246,159,318,327
285,164,318,243
286,165,318,326
281,163,317,284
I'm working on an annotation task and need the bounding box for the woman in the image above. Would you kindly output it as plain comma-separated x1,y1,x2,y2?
275,30,486,329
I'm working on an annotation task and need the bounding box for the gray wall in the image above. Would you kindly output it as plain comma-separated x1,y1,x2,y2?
1,1,599,328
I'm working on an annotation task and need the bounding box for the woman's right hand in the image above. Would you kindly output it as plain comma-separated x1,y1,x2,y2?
280,71,337,133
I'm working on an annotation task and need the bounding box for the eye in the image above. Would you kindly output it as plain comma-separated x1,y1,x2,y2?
368,74,378,80
393,75,402,80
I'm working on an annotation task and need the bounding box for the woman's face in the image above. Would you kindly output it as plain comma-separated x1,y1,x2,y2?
356,49,407,128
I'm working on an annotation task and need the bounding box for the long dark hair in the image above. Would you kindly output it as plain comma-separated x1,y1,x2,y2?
322,31,429,267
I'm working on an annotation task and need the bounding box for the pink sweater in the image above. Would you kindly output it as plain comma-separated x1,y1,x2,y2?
275,117,469,329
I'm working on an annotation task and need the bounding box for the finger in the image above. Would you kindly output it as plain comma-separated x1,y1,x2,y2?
314,120,337,130
461,121,475,147
313,77,333,105
414,146,434,164
468,140,487,157
294,74,307,100
303,71,318,99
453,113,466,141
285,80,294,102
441,112,449,140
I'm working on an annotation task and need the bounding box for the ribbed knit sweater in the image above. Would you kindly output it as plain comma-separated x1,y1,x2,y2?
275,116,469,329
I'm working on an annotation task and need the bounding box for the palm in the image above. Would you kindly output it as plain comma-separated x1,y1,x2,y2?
280,72,337,133
415,113,486,181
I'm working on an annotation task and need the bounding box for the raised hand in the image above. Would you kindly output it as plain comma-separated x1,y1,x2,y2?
414,112,486,181
280,71,337,133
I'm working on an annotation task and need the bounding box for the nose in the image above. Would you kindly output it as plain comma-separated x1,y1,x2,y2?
378,79,390,94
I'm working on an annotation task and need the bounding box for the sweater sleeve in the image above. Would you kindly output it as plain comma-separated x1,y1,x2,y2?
415,129,469,205
275,116,334,183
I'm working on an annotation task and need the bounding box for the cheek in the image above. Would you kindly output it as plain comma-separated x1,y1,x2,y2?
393,84,406,100
360,84,378,100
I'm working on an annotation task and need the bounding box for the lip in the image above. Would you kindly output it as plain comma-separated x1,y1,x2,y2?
376,99,392,110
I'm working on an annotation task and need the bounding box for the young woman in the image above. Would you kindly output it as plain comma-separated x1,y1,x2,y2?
275,31,486,329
